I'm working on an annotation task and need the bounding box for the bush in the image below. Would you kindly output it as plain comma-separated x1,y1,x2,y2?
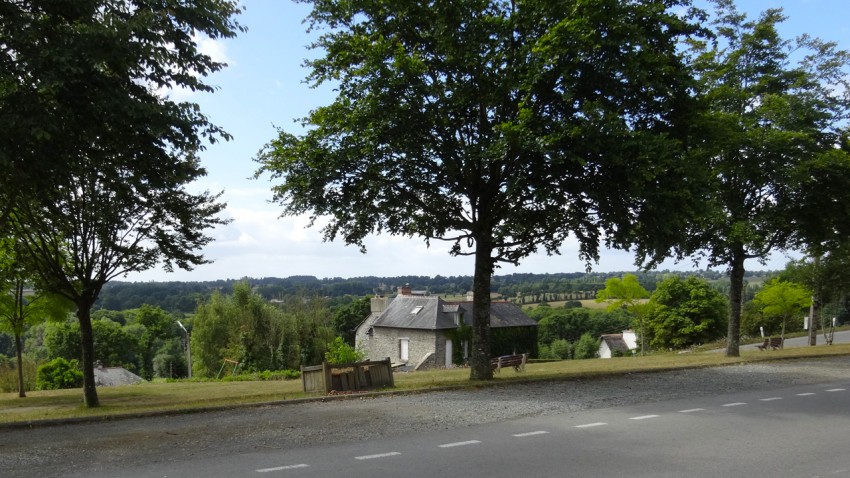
324,337,365,364
550,339,572,359
36,357,83,390
573,333,599,360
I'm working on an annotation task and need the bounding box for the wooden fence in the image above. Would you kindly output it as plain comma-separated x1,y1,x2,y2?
301,358,395,394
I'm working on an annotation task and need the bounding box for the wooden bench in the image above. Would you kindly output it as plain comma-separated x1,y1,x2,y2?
757,337,783,350
490,354,527,373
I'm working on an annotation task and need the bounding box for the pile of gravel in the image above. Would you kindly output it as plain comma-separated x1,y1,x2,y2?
1,356,848,477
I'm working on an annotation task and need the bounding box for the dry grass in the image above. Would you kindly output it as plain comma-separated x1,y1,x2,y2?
3,344,849,425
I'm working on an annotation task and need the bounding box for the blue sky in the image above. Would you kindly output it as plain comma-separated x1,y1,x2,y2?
128,0,850,282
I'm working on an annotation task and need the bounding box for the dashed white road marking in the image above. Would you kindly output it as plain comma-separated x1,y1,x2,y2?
513,431,549,437
257,464,309,473
825,388,846,392
760,397,783,402
679,408,704,413
722,402,747,407
438,440,481,448
355,452,401,460
575,422,607,429
797,393,816,396
630,415,660,421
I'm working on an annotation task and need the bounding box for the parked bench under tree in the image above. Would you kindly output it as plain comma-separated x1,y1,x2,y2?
490,354,527,373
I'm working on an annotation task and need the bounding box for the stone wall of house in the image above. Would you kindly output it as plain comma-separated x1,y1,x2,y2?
358,326,437,368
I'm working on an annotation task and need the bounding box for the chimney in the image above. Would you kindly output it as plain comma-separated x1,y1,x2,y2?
399,283,412,296
466,291,474,302
370,296,388,314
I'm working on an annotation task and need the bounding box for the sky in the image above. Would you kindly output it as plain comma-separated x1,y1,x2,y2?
127,0,850,283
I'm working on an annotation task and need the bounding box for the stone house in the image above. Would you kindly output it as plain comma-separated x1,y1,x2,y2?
355,286,537,370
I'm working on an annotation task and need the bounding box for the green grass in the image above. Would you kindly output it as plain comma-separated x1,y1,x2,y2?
3,344,849,425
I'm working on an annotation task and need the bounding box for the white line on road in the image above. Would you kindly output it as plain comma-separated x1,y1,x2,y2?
438,440,481,448
760,397,783,401
826,388,846,392
257,464,309,473
355,452,401,461
722,402,747,407
629,415,660,420
797,393,816,396
679,408,705,413
513,431,549,437
575,422,607,429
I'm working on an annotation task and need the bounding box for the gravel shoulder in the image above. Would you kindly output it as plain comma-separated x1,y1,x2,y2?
2,356,849,477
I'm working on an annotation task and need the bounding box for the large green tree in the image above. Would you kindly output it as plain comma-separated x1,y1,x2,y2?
256,0,704,379
645,276,728,350
684,0,850,357
1,0,243,407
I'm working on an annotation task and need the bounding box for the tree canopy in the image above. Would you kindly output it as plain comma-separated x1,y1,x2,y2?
683,0,850,356
256,0,705,379
0,0,243,407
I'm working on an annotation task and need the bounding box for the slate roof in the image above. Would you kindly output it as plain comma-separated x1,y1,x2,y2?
370,296,536,330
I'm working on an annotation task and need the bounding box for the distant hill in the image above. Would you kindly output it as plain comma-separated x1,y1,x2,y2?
95,270,777,314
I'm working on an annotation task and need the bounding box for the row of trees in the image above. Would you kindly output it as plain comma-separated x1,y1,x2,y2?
255,0,850,380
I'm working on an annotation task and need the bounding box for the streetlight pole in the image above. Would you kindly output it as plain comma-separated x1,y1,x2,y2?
177,320,192,379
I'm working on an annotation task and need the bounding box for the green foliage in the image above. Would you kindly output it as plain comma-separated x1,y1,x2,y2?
324,337,365,364
0,356,37,393
753,279,812,336
550,339,572,360
332,297,371,345
192,282,335,377
684,0,850,355
645,276,728,349
1,0,244,408
534,307,631,346
256,0,704,380
573,333,599,360
36,358,83,390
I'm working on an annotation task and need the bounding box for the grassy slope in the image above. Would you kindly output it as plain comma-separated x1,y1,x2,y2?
3,344,849,425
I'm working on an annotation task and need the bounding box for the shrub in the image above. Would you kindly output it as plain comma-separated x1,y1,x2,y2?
36,357,83,390
550,339,572,359
0,357,38,393
324,337,365,364
573,333,599,360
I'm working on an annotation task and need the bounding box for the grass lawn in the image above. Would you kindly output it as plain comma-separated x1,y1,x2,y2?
3,344,849,425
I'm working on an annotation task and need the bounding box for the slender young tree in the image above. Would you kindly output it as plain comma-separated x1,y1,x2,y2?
595,274,650,355
684,0,850,356
257,0,704,379
1,1,243,407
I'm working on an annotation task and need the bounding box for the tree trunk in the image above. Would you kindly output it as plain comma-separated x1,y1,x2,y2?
808,256,820,346
469,239,494,381
726,251,746,357
808,298,819,346
77,304,100,407
15,332,25,398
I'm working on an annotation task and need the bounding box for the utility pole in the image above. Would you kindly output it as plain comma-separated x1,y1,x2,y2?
177,320,192,379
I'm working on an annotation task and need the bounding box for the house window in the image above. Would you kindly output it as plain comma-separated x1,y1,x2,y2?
399,338,409,361
411,306,423,315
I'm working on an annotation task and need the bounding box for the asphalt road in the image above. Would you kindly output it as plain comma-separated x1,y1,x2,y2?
82,379,850,478
743,329,850,351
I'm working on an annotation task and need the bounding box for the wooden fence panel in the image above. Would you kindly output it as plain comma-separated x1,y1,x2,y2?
301,358,394,393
